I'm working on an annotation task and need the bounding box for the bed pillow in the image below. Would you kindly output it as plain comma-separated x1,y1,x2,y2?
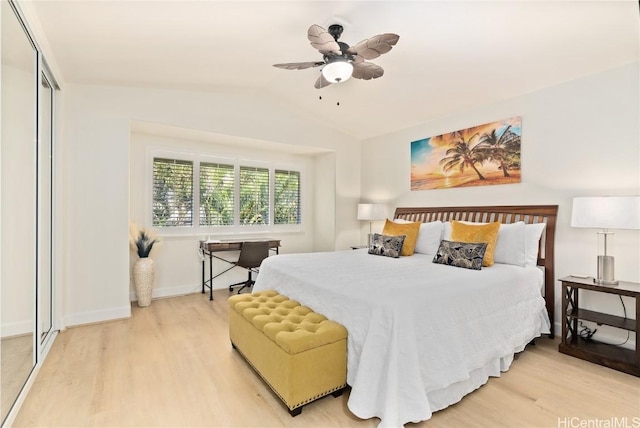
392,219,443,254
382,219,421,256
432,240,488,270
443,221,452,240
493,221,526,267
368,233,406,258
525,223,546,266
450,220,500,266
414,221,443,255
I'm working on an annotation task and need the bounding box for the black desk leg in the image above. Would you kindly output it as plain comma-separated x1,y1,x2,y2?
201,256,205,294
209,252,214,301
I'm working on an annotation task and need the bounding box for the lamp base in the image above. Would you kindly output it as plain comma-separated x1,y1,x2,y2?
595,255,618,286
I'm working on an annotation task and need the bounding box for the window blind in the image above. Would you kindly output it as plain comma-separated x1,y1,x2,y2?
200,162,234,226
239,166,269,225
153,158,193,227
274,169,301,225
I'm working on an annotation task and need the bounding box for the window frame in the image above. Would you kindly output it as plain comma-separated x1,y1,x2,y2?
146,149,304,237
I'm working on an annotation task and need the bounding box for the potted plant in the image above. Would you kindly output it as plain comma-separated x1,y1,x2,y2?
130,223,159,307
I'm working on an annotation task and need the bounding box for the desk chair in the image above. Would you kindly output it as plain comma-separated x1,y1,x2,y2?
228,241,270,294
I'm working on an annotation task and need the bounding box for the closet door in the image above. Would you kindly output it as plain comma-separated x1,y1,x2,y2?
0,0,37,423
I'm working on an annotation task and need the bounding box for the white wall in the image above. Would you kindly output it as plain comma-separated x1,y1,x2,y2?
313,152,337,252
360,63,640,341
62,84,360,326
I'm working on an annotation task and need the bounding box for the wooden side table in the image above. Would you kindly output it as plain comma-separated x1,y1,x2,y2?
558,276,639,376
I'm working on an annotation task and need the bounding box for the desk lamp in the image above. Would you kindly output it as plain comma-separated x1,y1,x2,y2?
571,196,640,285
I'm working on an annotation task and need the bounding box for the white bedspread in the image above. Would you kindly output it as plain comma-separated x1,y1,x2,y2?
253,250,550,427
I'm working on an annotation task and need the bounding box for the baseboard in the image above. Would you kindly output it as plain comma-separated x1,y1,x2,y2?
63,305,131,327
129,283,201,302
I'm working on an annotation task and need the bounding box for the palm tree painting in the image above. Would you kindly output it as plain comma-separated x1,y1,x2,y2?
410,117,521,190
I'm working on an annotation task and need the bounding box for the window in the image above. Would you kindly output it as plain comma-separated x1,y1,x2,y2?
200,162,234,226
239,166,269,225
153,158,193,227
150,153,302,232
274,170,301,225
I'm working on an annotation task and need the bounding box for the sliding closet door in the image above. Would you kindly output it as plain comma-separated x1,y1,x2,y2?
0,0,37,423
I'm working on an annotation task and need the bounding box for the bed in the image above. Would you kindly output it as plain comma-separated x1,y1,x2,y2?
252,205,558,427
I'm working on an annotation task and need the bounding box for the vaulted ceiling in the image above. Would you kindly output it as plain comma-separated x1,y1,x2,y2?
27,1,639,140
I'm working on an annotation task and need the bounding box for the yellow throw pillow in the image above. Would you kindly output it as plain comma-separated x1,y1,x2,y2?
450,220,500,266
382,219,421,256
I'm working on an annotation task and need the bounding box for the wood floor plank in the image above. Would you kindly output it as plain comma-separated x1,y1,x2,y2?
12,291,640,427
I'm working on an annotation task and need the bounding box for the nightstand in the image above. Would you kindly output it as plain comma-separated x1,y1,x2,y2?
558,276,639,376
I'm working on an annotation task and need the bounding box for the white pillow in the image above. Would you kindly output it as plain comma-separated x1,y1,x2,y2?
414,221,443,255
443,221,452,240
393,218,413,224
442,220,526,267
525,223,546,266
493,222,526,267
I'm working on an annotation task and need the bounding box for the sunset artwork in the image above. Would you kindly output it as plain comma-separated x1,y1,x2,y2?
410,117,522,191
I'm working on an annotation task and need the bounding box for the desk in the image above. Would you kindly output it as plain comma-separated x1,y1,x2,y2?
200,239,281,300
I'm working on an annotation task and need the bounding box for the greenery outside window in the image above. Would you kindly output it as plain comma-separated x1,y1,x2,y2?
153,158,193,227
239,166,269,225
274,170,301,225
200,162,234,226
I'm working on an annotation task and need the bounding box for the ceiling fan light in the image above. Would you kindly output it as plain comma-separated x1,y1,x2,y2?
322,61,353,83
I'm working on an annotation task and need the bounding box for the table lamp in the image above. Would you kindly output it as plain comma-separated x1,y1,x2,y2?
357,203,386,246
571,196,640,285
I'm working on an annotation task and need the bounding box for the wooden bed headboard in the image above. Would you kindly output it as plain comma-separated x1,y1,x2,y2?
394,205,558,338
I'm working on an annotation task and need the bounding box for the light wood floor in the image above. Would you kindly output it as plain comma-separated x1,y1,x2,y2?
13,291,640,427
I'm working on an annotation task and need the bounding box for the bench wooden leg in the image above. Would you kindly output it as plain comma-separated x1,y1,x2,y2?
289,407,302,417
332,387,345,397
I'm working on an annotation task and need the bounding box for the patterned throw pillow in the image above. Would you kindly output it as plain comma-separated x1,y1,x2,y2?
368,233,406,258
432,240,488,270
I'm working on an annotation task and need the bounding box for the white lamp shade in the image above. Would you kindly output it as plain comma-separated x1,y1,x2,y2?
321,61,353,83
571,196,640,230
357,203,386,221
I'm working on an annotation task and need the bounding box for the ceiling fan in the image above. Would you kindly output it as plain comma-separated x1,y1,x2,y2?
273,24,400,89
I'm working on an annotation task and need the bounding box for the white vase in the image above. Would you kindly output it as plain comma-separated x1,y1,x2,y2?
133,258,155,307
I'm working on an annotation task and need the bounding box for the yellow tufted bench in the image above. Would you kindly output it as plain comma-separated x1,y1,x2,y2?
228,290,347,416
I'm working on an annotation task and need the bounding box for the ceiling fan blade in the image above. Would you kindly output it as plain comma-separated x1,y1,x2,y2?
314,74,332,89
307,24,341,55
346,33,399,60
273,61,324,70
352,62,384,80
